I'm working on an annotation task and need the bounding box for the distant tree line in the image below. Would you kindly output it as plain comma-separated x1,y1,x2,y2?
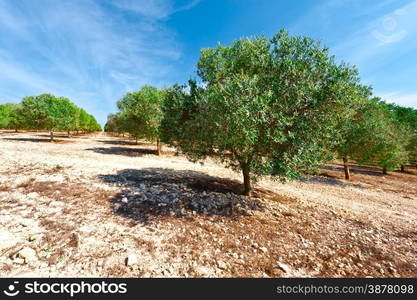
104,29,417,195
0,94,101,141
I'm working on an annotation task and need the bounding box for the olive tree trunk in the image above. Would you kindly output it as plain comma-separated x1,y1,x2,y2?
156,139,162,156
342,157,350,180
400,165,405,172
50,131,54,142
241,164,252,196
382,166,388,175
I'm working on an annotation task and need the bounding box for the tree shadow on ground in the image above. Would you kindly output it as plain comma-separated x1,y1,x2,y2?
37,134,93,139
98,168,266,223
401,169,417,175
96,140,147,146
87,146,157,157
0,130,19,135
2,137,71,143
299,172,365,188
37,134,72,138
322,164,386,177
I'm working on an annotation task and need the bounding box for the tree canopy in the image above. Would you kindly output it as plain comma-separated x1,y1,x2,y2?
112,85,165,154
0,103,24,131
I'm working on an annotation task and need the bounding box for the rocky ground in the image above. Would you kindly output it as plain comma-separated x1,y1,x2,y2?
0,130,416,277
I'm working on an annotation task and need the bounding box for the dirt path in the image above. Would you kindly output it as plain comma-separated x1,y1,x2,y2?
0,131,416,277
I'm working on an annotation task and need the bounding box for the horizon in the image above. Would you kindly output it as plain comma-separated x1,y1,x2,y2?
1,0,417,126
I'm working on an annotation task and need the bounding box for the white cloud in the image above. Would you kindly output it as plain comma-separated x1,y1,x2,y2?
110,0,202,19
332,0,417,65
378,92,417,109
111,0,173,19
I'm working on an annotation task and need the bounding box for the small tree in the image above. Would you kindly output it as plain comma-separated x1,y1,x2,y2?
163,30,365,195
117,85,165,155
77,108,90,134
104,113,124,135
0,103,25,131
335,88,372,180
57,97,78,137
40,94,70,141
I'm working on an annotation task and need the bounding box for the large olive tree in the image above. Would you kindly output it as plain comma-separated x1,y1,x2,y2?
164,30,366,195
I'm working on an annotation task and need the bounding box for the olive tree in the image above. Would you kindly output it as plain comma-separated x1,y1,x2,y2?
0,103,25,131
386,103,417,171
163,30,365,195
57,97,78,136
346,99,408,175
117,85,165,155
104,113,124,135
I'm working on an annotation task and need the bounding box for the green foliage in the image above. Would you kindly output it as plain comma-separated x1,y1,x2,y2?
161,80,201,146
76,108,101,132
408,134,417,164
163,29,366,194
58,98,78,132
2,94,100,135
104,113,124,133
115,85,164,142
384,103,417,165
0,103,24,130
338,98,409,171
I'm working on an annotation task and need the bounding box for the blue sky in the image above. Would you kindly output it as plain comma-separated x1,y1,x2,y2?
0,0,416,126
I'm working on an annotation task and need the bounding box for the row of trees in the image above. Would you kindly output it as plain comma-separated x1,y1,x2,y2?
337,99,417,179
0,94,101,141
105,29,417,195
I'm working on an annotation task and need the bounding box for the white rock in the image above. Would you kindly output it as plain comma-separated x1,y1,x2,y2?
196,266,212,275
217,260,227,270
126,254,138,266
13,258,25,265
277,262,290,273
0,230,20,250
121,197,128,203
18,247,37,263
113,203,122,211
